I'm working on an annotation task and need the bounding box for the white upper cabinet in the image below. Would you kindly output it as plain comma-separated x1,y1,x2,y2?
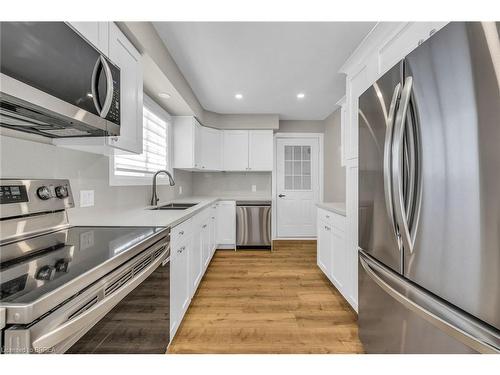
173,117,222,171
174,120,273,172
54,22,143,155
223,130,273,171
67,22,109,55
201,126,223,171
222,130,249,171
106,23,143,154
248,130,273,171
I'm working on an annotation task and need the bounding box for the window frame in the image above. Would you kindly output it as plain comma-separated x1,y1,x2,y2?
109,95,173,186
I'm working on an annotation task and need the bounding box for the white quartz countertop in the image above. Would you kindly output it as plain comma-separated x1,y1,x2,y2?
68,195,271,228
316,202,346,216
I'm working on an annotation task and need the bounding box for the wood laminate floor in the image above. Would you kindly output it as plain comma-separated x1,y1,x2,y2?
167,240,363,354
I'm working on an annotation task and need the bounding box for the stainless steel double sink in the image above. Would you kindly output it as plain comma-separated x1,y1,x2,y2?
150,203,198,210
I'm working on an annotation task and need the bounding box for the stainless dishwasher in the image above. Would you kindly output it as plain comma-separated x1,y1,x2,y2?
236,201,271,249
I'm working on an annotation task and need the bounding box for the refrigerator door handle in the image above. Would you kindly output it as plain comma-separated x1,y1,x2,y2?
383,83,402,245
359,251,500,354
392,76,415,253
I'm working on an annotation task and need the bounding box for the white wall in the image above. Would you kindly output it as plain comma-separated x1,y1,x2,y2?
0,135,193,218
277,120,325,133
192,172,271,198
323,109,345,202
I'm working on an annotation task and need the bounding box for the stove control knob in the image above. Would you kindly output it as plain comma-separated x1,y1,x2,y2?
55,258,70,273
36,265,56,281
55,185,68,199
37,186,51,200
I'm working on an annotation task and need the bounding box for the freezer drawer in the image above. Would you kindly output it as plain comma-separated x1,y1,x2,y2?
358,250,500,354
236,204,271,247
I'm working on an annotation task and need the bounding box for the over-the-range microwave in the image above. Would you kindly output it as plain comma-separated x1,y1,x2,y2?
0,22,121,138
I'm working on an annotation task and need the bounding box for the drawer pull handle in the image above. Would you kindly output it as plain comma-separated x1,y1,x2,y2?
324,226,331,231
202,224,207,228
177,246,186,253
179,230,184,235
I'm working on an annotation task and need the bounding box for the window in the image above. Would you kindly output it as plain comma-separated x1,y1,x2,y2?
284,145,311,190
110,95,172,185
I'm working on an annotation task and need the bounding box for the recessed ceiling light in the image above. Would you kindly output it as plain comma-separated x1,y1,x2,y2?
235,93,243,100
158,92,171,99
297,93,305,99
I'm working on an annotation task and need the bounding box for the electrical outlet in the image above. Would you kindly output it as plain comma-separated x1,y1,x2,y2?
251,184,257,192
80,190,94,208
179,185,183,195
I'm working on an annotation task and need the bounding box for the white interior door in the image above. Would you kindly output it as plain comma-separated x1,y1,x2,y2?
276,138,319,237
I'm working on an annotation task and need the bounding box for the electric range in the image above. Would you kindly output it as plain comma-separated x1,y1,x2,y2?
0,179,170,353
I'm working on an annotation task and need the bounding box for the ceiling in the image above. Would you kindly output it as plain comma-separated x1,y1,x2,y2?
152,22,375,120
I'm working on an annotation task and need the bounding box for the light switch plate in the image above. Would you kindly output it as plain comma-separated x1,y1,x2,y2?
80,190,94,208
251,185,257,192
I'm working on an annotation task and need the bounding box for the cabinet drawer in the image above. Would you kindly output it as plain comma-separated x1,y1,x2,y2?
171,217,193,244
317,208,346,232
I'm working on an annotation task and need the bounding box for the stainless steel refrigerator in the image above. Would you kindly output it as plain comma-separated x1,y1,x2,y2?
358,22,500,354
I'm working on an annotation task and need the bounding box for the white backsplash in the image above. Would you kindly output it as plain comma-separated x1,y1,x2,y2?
0,135,193,217
192,172,271,198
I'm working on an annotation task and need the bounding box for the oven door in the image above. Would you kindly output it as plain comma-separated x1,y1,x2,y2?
2,240,169,354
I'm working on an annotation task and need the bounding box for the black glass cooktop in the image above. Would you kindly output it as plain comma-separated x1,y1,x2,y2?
0,226,166,304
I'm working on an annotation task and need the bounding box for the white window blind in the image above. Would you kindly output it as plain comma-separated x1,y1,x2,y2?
114,99,169,178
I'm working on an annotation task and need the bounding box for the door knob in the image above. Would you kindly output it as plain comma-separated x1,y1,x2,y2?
278,194,286,198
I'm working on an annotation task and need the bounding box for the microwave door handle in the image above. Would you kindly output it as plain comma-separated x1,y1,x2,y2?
383,82,401,245
91,56,103,115
392,76,414,254
99,56,114,119
31,247,168,352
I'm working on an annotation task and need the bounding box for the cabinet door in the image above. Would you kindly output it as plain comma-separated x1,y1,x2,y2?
317,223,332,277
201,220,211,268
68,22,109,55
223,130,249,171
216,201,236,246
170,241,190,338
201,127,222,171
331,227,346,291
209,204,218,256
193,120,203,169
190,222,203,297
107,23,143,154
248,130,273,171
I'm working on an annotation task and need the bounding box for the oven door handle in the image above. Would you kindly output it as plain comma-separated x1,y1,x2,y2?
31,247,169,352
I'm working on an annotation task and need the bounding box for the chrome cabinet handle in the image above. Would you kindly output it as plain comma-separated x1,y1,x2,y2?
202,224,207,229
359,251,500,354
177,246,186,254
324,226,331,231
383,82,402,246
278,194,286,198
178,230,184,236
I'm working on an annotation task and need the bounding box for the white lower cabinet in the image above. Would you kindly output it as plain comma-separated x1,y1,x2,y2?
170,236,190,339
316,207,355,310
170,202,220,341
216,200,236,248
317,222,332,277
